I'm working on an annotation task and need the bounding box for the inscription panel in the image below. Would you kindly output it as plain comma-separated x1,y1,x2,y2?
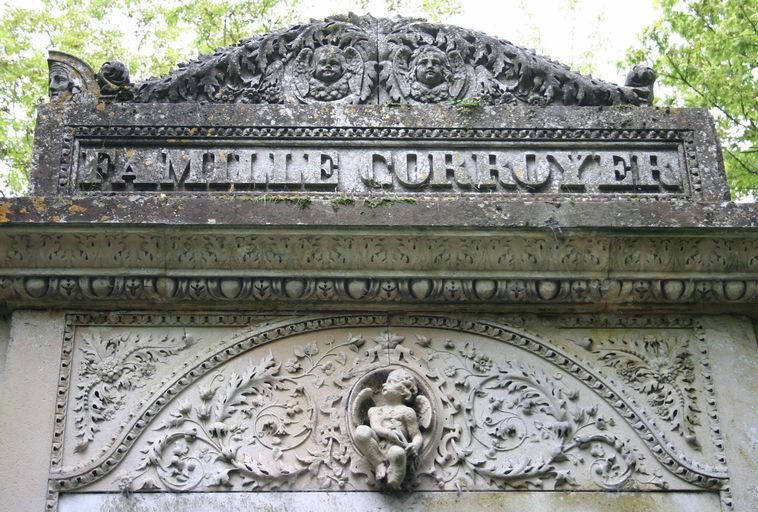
72,138,687,195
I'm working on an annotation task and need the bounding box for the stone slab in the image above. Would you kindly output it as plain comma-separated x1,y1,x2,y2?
2,196,756,230
0,311,65,512
29,103,730,202
701,316,758,512
58,491,721,512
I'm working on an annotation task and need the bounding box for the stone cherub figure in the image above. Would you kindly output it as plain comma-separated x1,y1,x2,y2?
393,45,469,103
353,368,431,489
292,44,364,103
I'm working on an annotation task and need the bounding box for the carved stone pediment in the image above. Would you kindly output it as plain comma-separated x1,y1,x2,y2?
47,14,655,107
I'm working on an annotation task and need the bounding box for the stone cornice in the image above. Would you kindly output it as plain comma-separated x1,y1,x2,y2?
0,222,756,311
2,196,756,228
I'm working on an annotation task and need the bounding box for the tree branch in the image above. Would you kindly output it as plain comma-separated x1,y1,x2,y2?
724,146,758,175
738,4,758,35
660,46,742,128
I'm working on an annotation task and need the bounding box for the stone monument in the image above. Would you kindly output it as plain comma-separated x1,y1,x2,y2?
0,13,756,512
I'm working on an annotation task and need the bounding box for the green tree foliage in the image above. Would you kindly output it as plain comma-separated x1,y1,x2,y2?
626,0,757,197
0,0,302,193
0,0,458,194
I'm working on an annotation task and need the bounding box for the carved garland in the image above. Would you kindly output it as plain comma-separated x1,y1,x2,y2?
49,313,727,503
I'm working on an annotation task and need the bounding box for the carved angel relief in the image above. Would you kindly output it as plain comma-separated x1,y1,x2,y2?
53,320,725,496
288,45,366,104
60,15,654,106
351,368,433,489
387,44,470,103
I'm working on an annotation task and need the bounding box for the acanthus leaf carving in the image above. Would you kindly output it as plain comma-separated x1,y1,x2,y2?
593,335,703,449
59,15,654,107
73,331,195,452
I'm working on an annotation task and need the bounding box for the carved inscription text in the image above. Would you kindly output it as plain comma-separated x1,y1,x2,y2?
75,142,685,194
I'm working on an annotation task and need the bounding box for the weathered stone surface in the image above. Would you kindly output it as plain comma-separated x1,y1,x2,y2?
0,13,755,512
0,226,756,313
702,316,758,512
48,313,725,496
29,102,730,201
58,491,722,512
0,312,66,512
47,15,656,108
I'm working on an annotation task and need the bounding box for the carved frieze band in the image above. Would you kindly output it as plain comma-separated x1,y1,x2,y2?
49,313,726,506
57,125,701,197
1,232,755,273
1,232,755,305
3,276,758,305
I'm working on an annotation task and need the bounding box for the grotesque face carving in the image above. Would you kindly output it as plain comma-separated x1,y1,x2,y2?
412,46,448,88
312,45,347,84
49,66,72,101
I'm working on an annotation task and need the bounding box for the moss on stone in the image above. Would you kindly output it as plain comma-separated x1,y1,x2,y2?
363,197,417,208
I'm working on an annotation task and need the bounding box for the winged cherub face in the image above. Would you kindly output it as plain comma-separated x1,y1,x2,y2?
312,45,347,84
413,47,448,88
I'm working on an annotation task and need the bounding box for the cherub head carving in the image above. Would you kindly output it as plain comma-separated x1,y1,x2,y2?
291,44,363,103
391,44,468,104
382,368,418,403
312,45,348,84
411,46,449,89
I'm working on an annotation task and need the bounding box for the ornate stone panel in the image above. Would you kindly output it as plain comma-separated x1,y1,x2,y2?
46,312,728,511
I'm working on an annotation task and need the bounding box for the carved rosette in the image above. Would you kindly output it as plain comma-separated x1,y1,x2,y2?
59,14,654,106
50,315,727,497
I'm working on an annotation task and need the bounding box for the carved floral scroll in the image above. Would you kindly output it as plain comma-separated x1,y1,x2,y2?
49,314,727,501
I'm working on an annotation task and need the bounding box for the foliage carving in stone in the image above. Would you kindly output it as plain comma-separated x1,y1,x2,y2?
51,15,655,106
131,15,377,104
593,335,702,449
73,331,194,452
98,329,674,494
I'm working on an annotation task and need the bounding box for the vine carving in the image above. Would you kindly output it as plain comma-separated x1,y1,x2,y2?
111,331,668,493
74,331,195,452
593,335,702,449
47,15,655,106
